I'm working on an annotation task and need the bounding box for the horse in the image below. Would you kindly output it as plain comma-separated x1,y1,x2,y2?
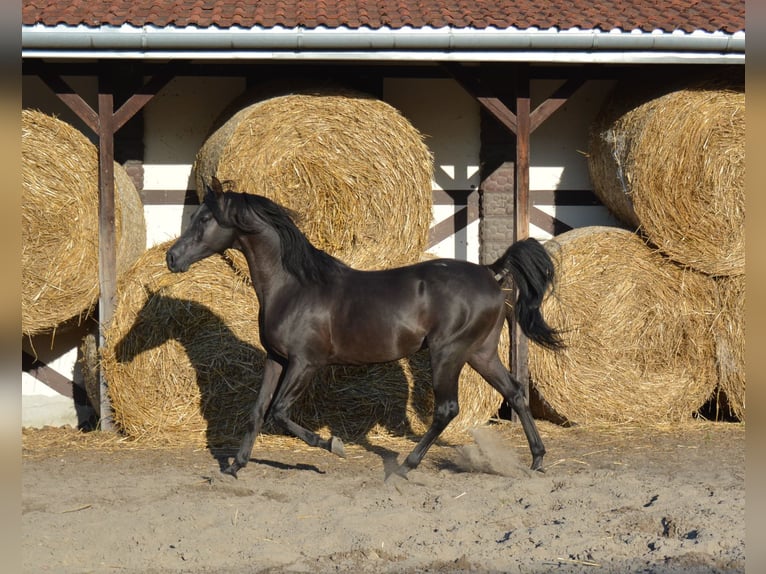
166,177,563,478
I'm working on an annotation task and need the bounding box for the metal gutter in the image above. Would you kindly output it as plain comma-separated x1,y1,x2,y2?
22,24,745,64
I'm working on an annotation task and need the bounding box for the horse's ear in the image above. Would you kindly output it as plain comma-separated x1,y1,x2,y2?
209,176,224,197
203,178,225,222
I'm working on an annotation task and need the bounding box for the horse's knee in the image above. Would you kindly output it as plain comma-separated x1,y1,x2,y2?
434,399,459,424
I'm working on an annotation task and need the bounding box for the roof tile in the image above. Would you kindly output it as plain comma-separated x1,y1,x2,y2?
21,0,745,33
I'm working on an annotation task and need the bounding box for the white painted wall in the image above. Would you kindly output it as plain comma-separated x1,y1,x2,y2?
22,325,93,428
384,78,481,262
143,76,247,246
529,79,623,239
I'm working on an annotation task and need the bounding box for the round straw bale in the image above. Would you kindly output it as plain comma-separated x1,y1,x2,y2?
588,81,745,276
194,87,433,271
22,109,146,336
113,163,146,272
529,226,719,425
711,275,745,420
101,241,265,447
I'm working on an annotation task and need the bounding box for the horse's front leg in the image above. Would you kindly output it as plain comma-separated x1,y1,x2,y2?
269,361,346,458
224,356,283,478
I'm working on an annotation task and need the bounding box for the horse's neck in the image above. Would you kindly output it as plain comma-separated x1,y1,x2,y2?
236,233,289,301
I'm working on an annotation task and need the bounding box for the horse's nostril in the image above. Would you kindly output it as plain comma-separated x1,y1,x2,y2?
166,250,175,270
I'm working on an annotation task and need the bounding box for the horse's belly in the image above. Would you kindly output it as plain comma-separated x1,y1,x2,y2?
330,323,425,365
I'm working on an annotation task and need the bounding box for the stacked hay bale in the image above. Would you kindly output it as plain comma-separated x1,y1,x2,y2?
587,80,744,276
102,244,503,447
530,77,745,424
710,275,745,420
103,92,502,446
194,87,433,270
22,109,146,336
529,227,718,424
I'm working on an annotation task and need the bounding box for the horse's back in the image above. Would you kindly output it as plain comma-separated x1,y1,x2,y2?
318,259,501,363
343,258,499,300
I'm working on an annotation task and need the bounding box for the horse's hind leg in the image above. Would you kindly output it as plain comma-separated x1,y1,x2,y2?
396,349,464,478
225,356,283,478
468,351,546,471
269,361,346,458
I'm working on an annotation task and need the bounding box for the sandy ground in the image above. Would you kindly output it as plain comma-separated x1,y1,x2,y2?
22,421,744,573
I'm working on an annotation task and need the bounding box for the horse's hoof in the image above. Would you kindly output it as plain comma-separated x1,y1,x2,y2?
330,436,346,458
391,463,411,481
384,465,410,483
222,462,241,479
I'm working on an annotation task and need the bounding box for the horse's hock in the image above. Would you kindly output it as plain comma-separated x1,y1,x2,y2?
587,78,745,277
21,109,146,336
194,85,434,271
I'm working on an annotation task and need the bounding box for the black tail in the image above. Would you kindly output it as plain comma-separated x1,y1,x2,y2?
489,238,564,350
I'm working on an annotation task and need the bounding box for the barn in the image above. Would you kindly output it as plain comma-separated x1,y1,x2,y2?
21,2,745,433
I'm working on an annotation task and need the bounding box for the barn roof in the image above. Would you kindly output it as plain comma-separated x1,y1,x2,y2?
22,0,746,32
22,0,746,63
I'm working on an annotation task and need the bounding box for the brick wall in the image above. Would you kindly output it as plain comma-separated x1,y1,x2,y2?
479,106,515,265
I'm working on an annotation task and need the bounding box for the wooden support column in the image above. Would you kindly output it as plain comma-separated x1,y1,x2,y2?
444,62,587,409
97,72,117,430
512,65,531,391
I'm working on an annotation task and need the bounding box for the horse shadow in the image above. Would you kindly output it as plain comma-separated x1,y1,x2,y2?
112,293,432,475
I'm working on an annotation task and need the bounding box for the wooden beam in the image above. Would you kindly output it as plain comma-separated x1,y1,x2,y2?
442,63,518,135
112,68,177,132
32,61,175,431
22,351,74,399
36,71,99,133
97,75,117,431
512,66,531,395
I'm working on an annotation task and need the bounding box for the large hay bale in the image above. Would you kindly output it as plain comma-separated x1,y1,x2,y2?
529,227,719,424
22,109,146,336
588,82,745,276
711,275,745,420
101,242,265,446
194,88,433,270
102,244,502,446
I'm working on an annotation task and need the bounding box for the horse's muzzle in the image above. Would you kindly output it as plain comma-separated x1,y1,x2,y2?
166,247,186,273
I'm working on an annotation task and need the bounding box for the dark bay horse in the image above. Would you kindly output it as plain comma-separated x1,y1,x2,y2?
166,178,563,478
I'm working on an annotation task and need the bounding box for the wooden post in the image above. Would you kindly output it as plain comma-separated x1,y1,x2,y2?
97,74,117,431
512,66,531,396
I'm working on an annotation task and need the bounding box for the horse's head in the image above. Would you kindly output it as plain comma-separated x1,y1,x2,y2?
166,177,237,273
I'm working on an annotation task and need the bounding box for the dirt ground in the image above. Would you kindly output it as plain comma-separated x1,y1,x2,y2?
22,420,744,573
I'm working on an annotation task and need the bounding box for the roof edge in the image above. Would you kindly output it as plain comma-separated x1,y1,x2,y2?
21,24,746,64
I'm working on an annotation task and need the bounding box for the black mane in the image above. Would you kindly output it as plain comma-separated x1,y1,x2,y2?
212,191,348,284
